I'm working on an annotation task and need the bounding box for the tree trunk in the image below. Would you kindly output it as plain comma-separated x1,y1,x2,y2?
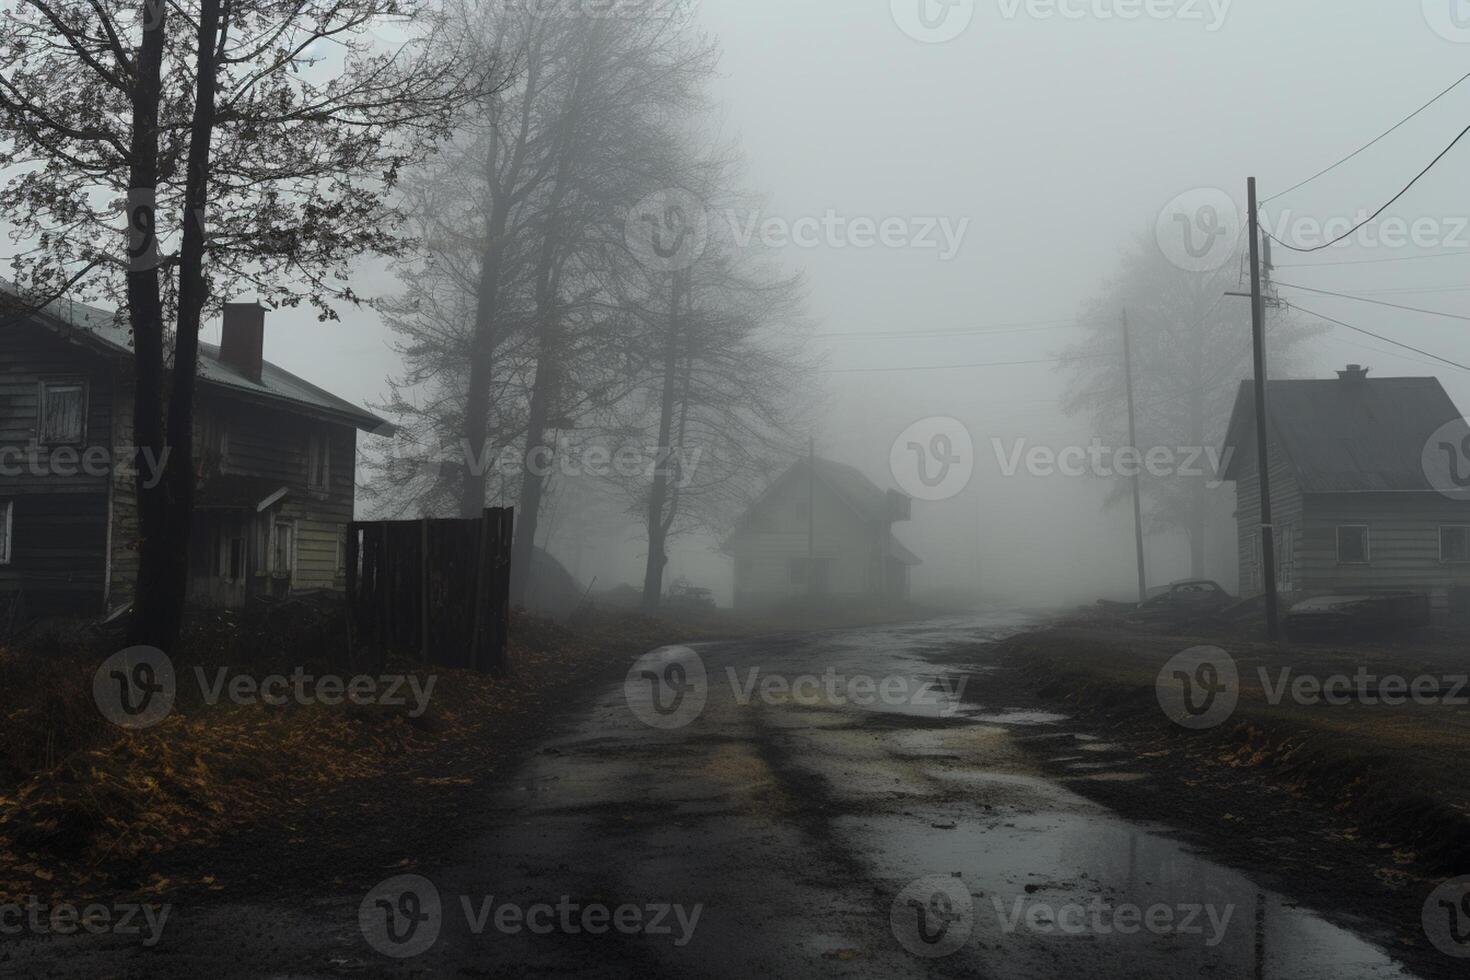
126,0,173,649
640,273,685,615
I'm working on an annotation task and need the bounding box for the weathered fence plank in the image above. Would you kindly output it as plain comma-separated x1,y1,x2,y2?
347,508,514,672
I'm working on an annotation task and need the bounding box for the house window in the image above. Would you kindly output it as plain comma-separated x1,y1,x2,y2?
271,521,295,578
38,380,86,445
1277,524,1295,592
1337,525,1370,564
307,431,330,491
789,557,807,586
1442,526,1470,563
0,500,11,565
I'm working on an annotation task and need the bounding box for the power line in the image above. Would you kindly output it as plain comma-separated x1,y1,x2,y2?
1264,70,1470,204
1261,122,1470,253
815,319,1080,340
1273,280,1470,323
1276,249,1470,269
823,354,1114,374
1287,303,1470,372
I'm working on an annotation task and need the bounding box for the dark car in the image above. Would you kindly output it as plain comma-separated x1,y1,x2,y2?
1133,579,1235,622
665,582,717,611
1284,592,1430,641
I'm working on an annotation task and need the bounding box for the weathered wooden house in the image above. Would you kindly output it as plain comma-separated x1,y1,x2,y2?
0,292,388,619
724,456,918,608
1222,365,1470,615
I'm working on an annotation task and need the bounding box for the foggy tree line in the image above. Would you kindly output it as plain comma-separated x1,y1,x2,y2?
1059,236,1321,579
364,0,815,611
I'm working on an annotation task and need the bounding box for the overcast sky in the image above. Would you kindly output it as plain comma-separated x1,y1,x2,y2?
235,1,1470,601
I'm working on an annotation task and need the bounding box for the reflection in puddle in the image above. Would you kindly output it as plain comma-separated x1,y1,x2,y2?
841,794,1413,978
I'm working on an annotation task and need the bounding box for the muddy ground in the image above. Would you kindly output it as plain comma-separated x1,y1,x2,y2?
3,612,1460,978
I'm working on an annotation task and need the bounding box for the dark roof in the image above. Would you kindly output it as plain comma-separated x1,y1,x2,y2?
723,455,919,562
5,286,389,433
804,456,901,523
1221,375,1463,492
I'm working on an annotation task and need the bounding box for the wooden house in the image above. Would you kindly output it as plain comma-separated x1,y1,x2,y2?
724,456,918,608
0,291,387,619
1222,365,1470,615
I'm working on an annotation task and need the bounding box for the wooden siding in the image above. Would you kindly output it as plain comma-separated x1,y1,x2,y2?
728,475,890,606
0,317,361,616
1297,493,1470,609
1232,423,1304,597
0,322,114,616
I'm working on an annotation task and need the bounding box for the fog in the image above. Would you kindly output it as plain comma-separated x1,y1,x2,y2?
219,1,1470,610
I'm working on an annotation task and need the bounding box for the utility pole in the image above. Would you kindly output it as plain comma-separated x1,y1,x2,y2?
807,436,816,599
1122,310,1147,604
1247,177,1280,639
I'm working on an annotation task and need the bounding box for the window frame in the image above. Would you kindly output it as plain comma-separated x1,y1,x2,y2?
0,499,12,565
306,430,331,492
271,520,296,579
1336,524,1371,565
37,378,88,447
1441,525,1470,564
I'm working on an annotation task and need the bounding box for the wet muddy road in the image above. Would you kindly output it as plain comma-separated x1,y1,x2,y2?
8,615,1426,978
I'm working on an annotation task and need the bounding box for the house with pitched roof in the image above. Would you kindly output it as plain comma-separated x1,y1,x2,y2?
724,456,919,608
0,289,388,619
1221,365,1470,615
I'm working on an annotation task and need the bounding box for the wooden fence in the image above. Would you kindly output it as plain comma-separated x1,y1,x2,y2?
345,508,514,673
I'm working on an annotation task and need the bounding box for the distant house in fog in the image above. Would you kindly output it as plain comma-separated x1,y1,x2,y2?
724,456,918,608
1222,365,1470,616
0,290,387,619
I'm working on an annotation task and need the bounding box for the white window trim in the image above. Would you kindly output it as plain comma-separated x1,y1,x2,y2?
37,378,88,446
1440,525,1470,564
0,500,11,565
271,520,297,578
307,431,331,492
1336,524,1371,565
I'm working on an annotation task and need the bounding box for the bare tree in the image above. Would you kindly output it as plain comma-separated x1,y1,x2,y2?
1059,234,1321,578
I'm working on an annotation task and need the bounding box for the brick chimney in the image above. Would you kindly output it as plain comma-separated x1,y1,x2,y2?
1336,364,1369,382
220,302,265,383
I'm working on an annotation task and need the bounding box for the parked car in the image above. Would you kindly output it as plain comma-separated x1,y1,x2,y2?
1133,580,1236,622
665,582,717,611
1284,592,1430,641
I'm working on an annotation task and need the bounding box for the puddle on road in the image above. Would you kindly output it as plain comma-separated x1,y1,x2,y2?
839,786,1414,978
962,708,1071,726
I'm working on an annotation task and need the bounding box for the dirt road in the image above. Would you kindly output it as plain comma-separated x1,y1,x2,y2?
2,615,1436,978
